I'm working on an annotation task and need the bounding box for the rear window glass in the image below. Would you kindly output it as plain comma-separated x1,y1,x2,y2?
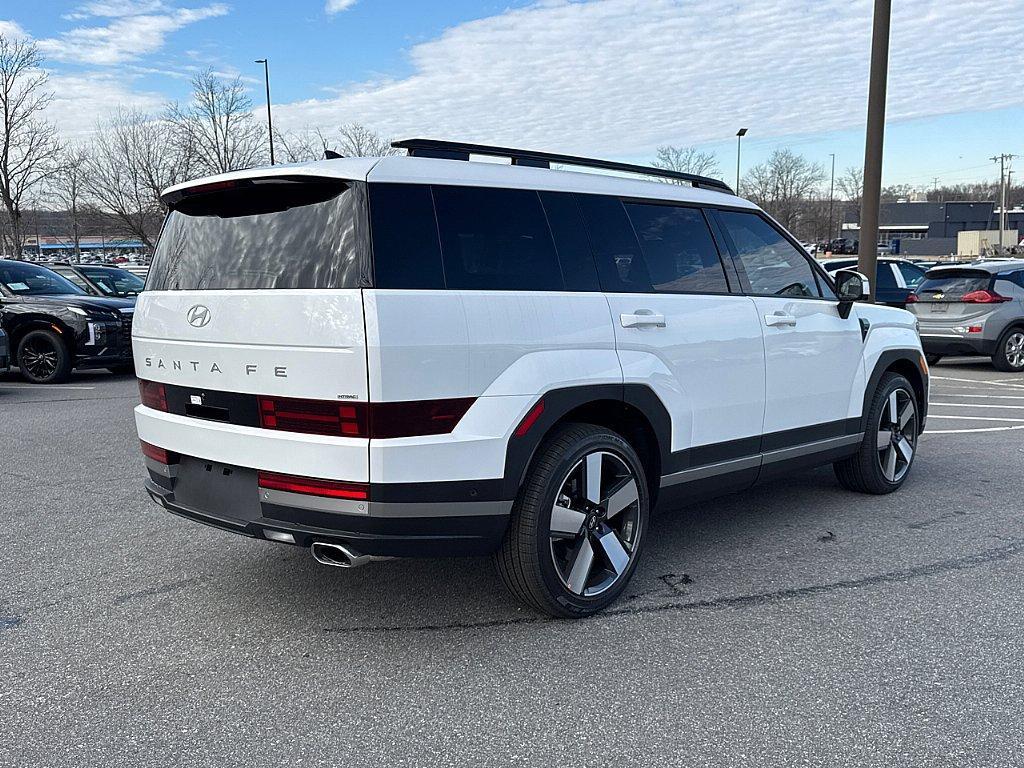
432,186,563,291
575,194,646,293
369,184,445,290
623,203,729,293
916,270,991,301
148,179,370,290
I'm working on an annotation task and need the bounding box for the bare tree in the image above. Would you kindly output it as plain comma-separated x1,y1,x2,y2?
47,147,91,260
652,145,721,181
168,70,266,176
0,33,61,257
88,109,183,249
836,166,864,205
334,123,399,157
742,149,825,232
275,126,330,163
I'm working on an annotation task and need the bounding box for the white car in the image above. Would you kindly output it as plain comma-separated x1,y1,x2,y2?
133,139,928,617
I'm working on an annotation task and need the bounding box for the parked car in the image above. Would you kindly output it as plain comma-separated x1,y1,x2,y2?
0,259,135,383
133,139,927,617
0,326,8,371
48,262,145,299
908,260,1024,371
821,257,927,308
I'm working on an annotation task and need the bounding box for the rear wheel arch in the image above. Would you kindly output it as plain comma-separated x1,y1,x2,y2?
502,384,669,504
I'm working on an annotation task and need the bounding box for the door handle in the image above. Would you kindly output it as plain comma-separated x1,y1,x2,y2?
620,310,666,328
764,312,797,327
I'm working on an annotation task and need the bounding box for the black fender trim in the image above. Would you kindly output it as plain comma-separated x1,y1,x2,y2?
500,383,672,501
862,348,929,431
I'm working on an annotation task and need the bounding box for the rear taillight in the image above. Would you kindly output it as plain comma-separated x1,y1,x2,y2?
961,289,1010,304
259,396,368,437
257,395,475,439
257,470,368,500
905,294,919,304
140,440,178,465
138,380,167,411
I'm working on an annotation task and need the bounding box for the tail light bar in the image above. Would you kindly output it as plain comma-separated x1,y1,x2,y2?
140,440,178,465
139,379,167,411
905,293,918,304
258,395,475,439
960,289,1010,304
257,470,368,500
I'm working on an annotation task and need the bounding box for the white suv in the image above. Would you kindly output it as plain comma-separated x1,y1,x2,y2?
133,140,929,617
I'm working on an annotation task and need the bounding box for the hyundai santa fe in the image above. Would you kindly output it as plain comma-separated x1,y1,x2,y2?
133,139,929,617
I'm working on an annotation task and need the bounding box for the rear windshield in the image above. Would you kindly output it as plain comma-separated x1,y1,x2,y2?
915,270,991,302
148,178,370,290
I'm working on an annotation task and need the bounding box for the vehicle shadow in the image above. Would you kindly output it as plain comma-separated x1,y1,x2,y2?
183,464,923,634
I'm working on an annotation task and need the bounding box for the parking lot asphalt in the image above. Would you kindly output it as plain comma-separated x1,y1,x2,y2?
2,360,1023,767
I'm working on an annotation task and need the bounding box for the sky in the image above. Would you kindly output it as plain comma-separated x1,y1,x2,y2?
3,0,1023,188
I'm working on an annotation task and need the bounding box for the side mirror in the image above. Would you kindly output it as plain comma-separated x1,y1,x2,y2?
834,269,869,319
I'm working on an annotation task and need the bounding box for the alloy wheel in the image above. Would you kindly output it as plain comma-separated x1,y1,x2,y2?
1005,332,1024,369
549,450,642,597
877,388,917,483
21,337,59,380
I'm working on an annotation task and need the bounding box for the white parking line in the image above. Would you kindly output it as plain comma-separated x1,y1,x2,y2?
931,376,1024,390
926,425,1024,434
0,384,96,391
929,393,1024,400
927,414,1024,423
928,402,1024,409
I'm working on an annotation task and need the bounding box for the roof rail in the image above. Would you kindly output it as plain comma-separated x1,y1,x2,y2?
391,138,735,194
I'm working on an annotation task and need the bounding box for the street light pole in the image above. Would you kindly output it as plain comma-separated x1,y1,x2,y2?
857,0,891,302
828,153,836,245
735,128,748,194
255,58,275,165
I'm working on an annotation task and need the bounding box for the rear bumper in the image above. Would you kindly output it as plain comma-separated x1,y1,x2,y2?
143,458,511,558
920,334,996,357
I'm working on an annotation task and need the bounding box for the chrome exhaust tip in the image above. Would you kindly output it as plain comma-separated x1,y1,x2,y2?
310,541,391,569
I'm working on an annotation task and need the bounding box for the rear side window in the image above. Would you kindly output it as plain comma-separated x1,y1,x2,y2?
538,192,600,291
575,194,646,293
369,184,445,290
622,203,729,293
916,270,991,302
432,186,563,291
716,210,823,298
149,179,370,290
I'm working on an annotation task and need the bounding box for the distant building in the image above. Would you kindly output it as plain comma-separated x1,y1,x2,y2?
22,235,147,257
842,201,1024,256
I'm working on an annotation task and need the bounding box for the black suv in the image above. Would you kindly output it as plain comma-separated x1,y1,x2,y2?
0,259,135,384
48,262,146,298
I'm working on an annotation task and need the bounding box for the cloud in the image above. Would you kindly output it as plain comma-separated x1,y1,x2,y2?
46,71,167,137
325,0,358,14
0,19,29,39
274,0,1024,158
37,3,228,66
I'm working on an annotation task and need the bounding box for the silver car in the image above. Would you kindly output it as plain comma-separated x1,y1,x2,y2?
908,260,1024,372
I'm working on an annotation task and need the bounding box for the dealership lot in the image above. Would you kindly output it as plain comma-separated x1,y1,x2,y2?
2,361,1023,767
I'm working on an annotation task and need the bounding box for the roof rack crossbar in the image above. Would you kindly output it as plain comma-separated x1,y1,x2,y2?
391,139,734,194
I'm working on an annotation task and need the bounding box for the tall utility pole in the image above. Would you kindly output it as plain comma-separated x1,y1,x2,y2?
255,58,275,165
858,0,891,302
827,153,836,244
990,154,1015,248
735,128,748,194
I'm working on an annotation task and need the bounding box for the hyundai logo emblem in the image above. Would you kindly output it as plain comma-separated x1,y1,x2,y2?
186,305,212,328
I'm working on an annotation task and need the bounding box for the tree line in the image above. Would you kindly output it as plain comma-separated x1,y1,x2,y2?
1,31,1017,257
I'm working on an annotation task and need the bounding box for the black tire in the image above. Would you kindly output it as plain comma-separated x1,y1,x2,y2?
925,354,942,366
17,329,72,384
991,326,1024,373
834,373,919,494
494,423,650,618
